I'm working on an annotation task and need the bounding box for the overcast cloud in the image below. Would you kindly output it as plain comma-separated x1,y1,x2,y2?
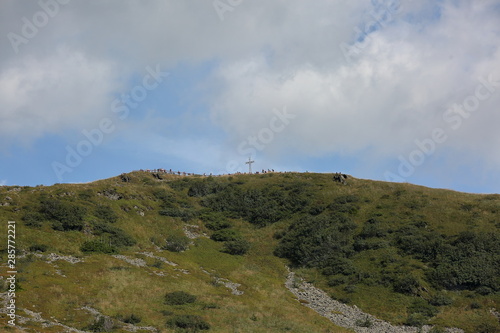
1,0,499,192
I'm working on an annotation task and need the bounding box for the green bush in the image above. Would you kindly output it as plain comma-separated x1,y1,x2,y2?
393,275,421,295
201,212,232,231
470,302,482,309
430,293,453,306
476,286,494,295
122,313,141,324
475,322,500,333
159,208,197,221
22,211,44,228
91,222,136,247
274,213,356,268
85,316,113,332
407,298,438,320
321,258,357,276
202,184,310,226
153,188,173,201
355,316,373,328
166,315,210,330
78,190,94,200
222,238,250,255
327,276,348,287
405,313,428,327
188,179,226,197
29,244,48,252
81,240,117,254
210,229,239,242
344,284,357,293
164,291,197,305
95,205,118,223
41,199,87,231
163,234,190,252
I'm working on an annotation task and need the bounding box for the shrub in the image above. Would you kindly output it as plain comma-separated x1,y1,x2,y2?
475,322,500,333
152,189,173,201
202,185,310,226
151,260,163,268
309,205,325,216
188,179,226,197
159,208,197,221
164,291,197,305
122,313,141,324
470,302,482,309
40,199,87,231
210,229,239,242
80,240,117,254
393,275,421,295
322,258,357,276
353,238,389,252
405,313,428,327
355,316,373,328
92,223,136,247
222,238,250,255
358,222,387,239
407,298,438,319
95,205,118,223
344,285,357,293
85,316,114,332
200,211,232,231
163,234,190,252
327,276,347,287
274,214,356,267
22,211,44,227
78,190,94,200
476,286,493,296
202,303,219,309
166,315,210,330
29,244,48,252
430,293,453,306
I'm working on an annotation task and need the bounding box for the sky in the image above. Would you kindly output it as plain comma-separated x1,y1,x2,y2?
0,0,499,194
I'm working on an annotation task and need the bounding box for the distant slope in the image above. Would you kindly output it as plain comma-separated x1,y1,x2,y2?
0,171,498,332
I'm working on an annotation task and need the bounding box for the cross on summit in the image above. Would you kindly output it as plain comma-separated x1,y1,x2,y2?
245,157,254,174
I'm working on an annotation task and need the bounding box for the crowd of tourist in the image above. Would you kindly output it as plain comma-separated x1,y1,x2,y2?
138,168,276,177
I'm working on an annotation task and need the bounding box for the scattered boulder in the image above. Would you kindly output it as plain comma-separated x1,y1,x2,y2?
120,174,131,182
333,173,348,185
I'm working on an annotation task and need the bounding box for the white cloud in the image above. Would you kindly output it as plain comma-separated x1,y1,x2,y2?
0,0,499,188
0,47,120,145
209,0,500,171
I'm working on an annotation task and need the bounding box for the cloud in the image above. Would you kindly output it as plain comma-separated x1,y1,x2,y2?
0,0,366,144
0,0,499,190
209,0,500,171
0,47,120,146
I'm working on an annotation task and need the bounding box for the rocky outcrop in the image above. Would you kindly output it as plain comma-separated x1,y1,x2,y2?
112,255,147,267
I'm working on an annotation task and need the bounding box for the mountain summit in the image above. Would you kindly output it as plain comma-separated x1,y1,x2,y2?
1,171,499,332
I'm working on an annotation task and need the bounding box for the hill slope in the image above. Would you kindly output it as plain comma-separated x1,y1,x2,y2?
0,171,499,332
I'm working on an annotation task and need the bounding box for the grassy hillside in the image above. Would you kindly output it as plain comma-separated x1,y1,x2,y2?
0,171,499,332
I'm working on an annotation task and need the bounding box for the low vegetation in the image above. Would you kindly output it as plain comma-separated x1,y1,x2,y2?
0,171,498,332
